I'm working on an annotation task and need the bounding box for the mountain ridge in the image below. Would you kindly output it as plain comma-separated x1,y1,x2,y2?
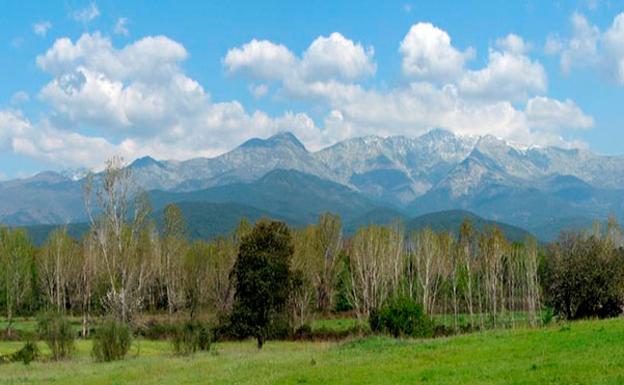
2,129,623,240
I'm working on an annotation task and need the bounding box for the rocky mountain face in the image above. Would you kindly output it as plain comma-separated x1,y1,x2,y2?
2,129,623,240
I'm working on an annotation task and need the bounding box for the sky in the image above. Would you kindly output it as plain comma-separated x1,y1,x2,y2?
1,0,624,179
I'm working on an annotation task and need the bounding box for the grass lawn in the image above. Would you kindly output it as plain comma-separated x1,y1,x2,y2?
1,318,623,384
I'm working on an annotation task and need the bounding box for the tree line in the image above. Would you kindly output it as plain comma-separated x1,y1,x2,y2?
1,158,623,343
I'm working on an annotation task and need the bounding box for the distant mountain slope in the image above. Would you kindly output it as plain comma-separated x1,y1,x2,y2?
0,172,84,225
22,205,534,246
405,210,533,242
345,208,533,242
344,207,409,233
130,132,336,192
2,129,624,237
152,201,297,240
20,222,90,246
314,129,477,206
21,201,293,246
149,169,381,224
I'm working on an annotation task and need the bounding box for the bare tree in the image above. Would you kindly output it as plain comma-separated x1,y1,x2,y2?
314,213,343,314
161,204,187,318
206,237,237,316
523,237,541,326
408,228,443,315
183,241,212,320
75,233,98,337
480,226,506,328
83,157,151,323
459,219,476,329
0,227,33,337
290,226,318,329
349,224,403,321
39,228,76,312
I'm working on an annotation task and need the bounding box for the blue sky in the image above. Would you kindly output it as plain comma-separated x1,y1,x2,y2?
1,0,624,179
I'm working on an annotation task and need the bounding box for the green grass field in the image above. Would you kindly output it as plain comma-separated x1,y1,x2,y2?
1,318,623,384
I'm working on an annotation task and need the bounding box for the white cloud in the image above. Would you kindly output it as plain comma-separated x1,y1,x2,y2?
114,17,129,36
223,39,296,80
525,96,594,131
10,91,29,105
249,83,269,98
33,21,52,37
459,34,547,102
560,13,600,74
1,33,325,168
544,34,564,55
603,13,624,84
37,33,188,81
496,33,531,54
0,109,126,168
71,2,100,24
225,33,375,83
224,25,590,149
399,22,474,82
2,22,596,171
300,32,376,81
549,12,624,85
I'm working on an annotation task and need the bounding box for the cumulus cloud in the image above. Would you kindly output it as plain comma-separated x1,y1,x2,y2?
548,12,624,84
114,17,129,36
10,91,29,105
223,39,296,80
603,13,624,84
0,109,118,167
225,25,584,148
224,32,376,95
249,83,269,98
301,32,376,81
36,33,188,81
0,33,325,169
459,34,547,102
71,2,100,24
0,22,596,171
33,21,52,37
544,34,564,55
525,96,594,131
560,13,600,74
399,23,474,82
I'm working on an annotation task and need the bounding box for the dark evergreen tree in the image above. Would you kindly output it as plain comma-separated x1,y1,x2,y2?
229,220,294,349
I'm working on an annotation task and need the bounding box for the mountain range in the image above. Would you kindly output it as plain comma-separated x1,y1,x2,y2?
2,129,623,242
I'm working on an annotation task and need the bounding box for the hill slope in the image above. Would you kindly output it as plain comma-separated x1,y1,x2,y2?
149,169,381,224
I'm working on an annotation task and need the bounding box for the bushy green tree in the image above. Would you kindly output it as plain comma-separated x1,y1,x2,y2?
229,220,295,349
544,233,624,320
370,296,433,338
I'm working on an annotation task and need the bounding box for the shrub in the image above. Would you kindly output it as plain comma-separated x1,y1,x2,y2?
541,307,555,325
92,320,132,362
37,312,75,360
172,321,211,355
136,321,177,340
543,234,624,320
0,341,39,365
290,323,366,341
370,296,433,338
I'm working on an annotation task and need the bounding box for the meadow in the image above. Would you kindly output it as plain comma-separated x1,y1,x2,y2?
1,317,623,385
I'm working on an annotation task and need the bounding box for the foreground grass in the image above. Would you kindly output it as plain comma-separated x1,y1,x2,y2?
1,318,623,384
